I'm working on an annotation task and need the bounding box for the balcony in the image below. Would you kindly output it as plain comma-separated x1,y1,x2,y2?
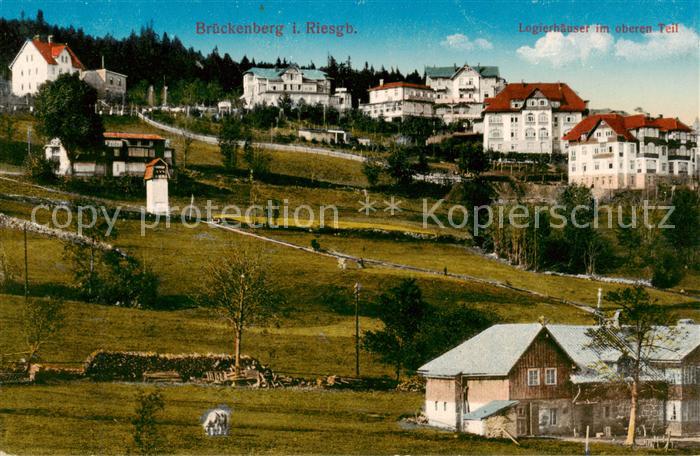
639,153,659,159
669,153,691,161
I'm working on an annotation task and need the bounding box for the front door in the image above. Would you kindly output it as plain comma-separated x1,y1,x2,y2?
516,404,528,436
529,403,540,436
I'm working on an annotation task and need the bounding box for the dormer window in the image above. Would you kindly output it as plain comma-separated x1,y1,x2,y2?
539,99,547,106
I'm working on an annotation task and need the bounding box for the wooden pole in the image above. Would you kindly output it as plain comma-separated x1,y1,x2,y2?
23,224,29,301
354,282,361,377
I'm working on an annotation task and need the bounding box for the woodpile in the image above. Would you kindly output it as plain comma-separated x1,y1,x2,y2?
143,370,182,383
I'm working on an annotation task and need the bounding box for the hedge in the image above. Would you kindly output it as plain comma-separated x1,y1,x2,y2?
84,350,267,382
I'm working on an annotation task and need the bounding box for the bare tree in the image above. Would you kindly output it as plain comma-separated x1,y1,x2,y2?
179,129,194,170
197,249,280,373
23,297,65,372
586,286,675,447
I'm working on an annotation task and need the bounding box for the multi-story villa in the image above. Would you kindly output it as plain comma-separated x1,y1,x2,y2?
482,82,588,154
9,36,127,101
9,36,84,97
80,68,127,102
241,65,351,110
425,64,506,124
358,80,436,121
419,321,700,437
565,114,698,190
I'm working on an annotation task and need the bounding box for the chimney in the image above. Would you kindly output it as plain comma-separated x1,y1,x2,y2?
48,35,53,43
101,55,105,69
379,78,384,87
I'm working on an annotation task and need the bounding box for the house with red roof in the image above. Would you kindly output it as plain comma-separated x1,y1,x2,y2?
482,82,588,155
564,113,698,191
8,35,84,97
359,79,437,121
9,36,127,102
45,132,175,177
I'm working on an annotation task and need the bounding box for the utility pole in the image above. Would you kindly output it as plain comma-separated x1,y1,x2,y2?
596,287,603,325
354,282,361,377
23,224,29,302
26,125,31,156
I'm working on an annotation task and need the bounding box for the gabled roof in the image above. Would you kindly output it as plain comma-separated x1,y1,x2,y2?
144,157,169,181
425,64,501,79
547,325,621,366
419,322,700,380
473,66,500,78
484,82,586,113
463,400,519,421
652,117,692,132
425,65,458,78
368,81,433,92
562,114,637,142
418,323,544,377
563,114,692,142
104,132,165,141
244,66,329,81
30,39,84,69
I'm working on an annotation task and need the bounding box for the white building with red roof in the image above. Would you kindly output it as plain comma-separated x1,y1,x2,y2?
565,113,698,191
359,80,436,121
9,35,85,97
482,82,587,154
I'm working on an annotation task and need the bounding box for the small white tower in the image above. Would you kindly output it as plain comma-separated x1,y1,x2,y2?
144,158,170,215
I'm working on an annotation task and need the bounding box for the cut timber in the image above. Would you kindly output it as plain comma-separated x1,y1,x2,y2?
143,371,181,383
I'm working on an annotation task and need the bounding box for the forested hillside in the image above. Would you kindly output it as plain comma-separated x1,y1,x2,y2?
0,10,424,105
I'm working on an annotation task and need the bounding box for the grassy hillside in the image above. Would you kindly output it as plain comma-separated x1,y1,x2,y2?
0,383,670,455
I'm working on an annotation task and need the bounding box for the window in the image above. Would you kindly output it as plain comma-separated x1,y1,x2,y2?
538,113,548,123
668,401,679,421
526,114,535,123
434,401,438,411
443,402,447,411
549,408,558,425
603,405,614,418
545,368,557,385
527,368,540,386
525,128,536,138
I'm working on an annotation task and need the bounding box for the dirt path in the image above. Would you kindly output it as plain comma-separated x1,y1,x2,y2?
207,221,598,315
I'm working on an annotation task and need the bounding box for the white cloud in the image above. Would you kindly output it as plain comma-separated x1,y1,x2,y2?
614,25,700,60
517,31,613,66
441,33,493,51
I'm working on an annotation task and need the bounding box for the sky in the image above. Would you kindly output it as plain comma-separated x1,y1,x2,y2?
1,0,699,123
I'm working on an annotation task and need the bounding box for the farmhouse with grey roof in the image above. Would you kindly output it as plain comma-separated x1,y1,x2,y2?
418,321,700,438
